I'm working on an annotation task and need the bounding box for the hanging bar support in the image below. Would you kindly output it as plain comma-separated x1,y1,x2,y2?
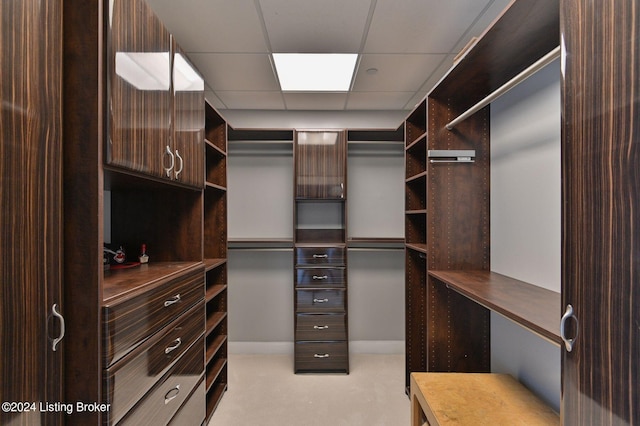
445,46,561,131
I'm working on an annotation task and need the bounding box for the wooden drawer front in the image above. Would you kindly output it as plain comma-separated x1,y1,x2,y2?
103,269,204,367
296,267,345,287
119,336,204,426
295,246,345,266
295,342,348,372
296,289,345,313
168,378,205,426
296,314,346,341
104,302,204,425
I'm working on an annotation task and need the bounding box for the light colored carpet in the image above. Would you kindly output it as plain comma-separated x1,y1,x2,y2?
207,353,410,426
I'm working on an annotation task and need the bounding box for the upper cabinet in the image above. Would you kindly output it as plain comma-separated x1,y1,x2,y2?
294,130,347,199
107,0,204,188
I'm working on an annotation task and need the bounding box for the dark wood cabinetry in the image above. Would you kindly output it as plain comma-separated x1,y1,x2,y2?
294,130,349,373
1,1,64,424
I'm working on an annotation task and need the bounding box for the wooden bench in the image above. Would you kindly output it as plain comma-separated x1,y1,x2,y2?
410,373,560,425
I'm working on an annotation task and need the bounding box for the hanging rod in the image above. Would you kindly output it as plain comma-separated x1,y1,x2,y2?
445,46,561,131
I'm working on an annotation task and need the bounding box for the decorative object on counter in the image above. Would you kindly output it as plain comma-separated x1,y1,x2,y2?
139,243,149,264
104,246,126,264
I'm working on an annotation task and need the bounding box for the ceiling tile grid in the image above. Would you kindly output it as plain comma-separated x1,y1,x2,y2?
145,0,514,112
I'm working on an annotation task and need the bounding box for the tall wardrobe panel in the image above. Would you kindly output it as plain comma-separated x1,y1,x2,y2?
1,0,64,424
294,130,349,373
561,0,640,423
107,0,172,180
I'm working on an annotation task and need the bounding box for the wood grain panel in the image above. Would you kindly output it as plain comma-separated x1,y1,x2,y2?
294,130,346,199
295,267,346,287
107,0,171,179
1,1,63,424
295,314,347,341
173,42,204,188
561,0,640,423
294,342,349,373
405,249,427,389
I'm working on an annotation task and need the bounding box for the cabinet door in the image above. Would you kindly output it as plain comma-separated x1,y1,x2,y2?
562,1,639,423
294,130,346,199
1,0,64,423
172,42,204,188
107,0,172,180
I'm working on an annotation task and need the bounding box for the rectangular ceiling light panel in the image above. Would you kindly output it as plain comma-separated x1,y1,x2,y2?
273,53,357,91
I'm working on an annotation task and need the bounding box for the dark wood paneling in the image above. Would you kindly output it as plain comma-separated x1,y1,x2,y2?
405,248,427,389
173,42,204,188
561,0,640,423
169,379,205,426
295,268,346,287
296,314,347,341
1,1,63,424
204,188,227,259
107,0,171,179
294,130,347,199
295,289,346,313
294,342,349,373
295,246,345,266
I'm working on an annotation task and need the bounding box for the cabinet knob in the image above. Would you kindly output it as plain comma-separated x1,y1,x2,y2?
560,304,579,352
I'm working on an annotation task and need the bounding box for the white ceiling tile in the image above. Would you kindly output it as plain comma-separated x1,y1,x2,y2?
146,0,268,53
346,92,415,110
259,0,372,53
189,53,280,91
216,91,286,110
353,54,447,92
449,0,514,54
283,93,348,110
364,0,492,53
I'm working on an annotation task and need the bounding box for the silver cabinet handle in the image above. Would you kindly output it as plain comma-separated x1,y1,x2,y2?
164,384,180,404
314,353,330,358
313,254,328,259
51,303,65,352
313,275,328,280
164,294,181,307
174,149,183,179
560,304,578,352
164,145,175,177
313,325,329,330
164,338,182,354
313,298,329,303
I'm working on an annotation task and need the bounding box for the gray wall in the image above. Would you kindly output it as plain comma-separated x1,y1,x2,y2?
490,59,561,411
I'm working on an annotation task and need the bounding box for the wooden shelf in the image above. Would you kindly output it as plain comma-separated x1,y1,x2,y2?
206,335,227,365
206,312,227,335
204,258,226,271
205,382,228,423
205,182,227,192
405,209,427,215
405,133,427,151
406,171,427,183
205,139,227,157
205,357,227,391
206,284,227,302
405,243,427,254
428,270,561,345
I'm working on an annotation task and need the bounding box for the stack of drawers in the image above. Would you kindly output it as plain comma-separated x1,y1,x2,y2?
294,245,349,373
102,266,205,425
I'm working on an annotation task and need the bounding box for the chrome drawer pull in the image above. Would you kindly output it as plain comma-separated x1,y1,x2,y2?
314,353,330,358
165,338,182,354
312,254,328,259
313,325,329,330
50,303,65,352
164,384,180,404
560,304,579,352
313,298,329,303
164,294,181,307
313,275,329,280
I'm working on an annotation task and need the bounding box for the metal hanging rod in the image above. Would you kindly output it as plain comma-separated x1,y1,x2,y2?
445,46,561,131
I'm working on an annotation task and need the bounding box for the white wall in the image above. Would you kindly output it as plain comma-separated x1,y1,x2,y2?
490,59,561,411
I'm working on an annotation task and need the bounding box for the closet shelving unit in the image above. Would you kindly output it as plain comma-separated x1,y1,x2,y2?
203,102,229,422
404,0,562,391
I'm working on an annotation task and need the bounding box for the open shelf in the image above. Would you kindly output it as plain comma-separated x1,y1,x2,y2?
428,270,561,345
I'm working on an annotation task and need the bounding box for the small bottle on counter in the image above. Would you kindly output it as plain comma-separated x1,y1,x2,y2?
139,244,149,264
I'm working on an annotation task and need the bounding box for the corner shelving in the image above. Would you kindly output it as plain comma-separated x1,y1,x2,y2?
203,101,228,423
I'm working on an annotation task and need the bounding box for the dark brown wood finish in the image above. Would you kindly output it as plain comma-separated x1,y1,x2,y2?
62,0,104,422
294,130,347,199
1,1,64,424
429,270,561,344
294,342,349,372
561,0,640,423
405,249,427,389
107,0,172,180
172,42,205,188
169,379,206,425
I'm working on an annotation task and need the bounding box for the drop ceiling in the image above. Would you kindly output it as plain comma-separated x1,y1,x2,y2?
146,0,513,113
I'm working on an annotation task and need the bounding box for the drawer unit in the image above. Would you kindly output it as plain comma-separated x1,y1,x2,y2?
295,267,345,287
296,313,346,341
296,289,345,313
103,302,204,425
103,268,204,366
118,336,204,426
168,378,205,426
295,246,345,266
295,341,349,372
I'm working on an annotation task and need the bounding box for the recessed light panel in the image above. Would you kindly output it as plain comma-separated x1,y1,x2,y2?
272,53,358,92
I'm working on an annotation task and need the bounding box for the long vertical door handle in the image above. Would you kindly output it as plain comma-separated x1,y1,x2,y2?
51,303,65,352
560,304,578,352
174,149,184,179
164,145,175,177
